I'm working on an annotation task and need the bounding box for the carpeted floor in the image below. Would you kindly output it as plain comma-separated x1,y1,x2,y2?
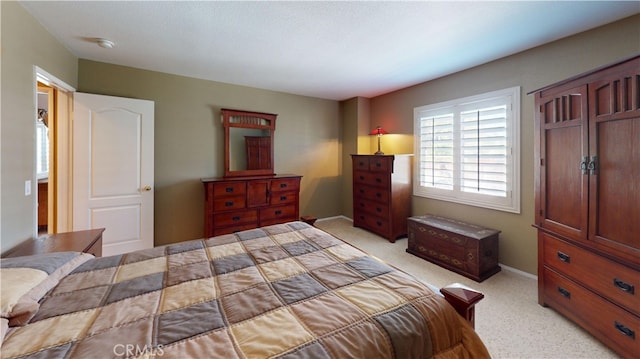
315,217,620,359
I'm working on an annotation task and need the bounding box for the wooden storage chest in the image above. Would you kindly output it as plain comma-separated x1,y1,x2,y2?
407,215,501,282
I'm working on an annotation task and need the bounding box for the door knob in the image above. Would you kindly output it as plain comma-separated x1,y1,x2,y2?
143,185,152,191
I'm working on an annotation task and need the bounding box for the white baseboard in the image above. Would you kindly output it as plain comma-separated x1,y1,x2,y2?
315,215,538,280
499,263,537,280
316,215,352,223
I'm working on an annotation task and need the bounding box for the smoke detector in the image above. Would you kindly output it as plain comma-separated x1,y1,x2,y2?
97,38,115,49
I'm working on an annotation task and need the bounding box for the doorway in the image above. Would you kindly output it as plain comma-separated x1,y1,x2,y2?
36,83,54,235
35,67,74,237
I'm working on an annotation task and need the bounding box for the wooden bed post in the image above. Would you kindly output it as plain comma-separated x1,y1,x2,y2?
440,283,484,328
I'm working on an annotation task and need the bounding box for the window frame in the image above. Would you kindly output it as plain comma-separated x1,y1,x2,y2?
413,86,521,213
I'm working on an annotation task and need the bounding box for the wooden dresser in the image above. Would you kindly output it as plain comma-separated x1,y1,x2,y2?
532,55,639,358
351,154,412,243
202,175,302,237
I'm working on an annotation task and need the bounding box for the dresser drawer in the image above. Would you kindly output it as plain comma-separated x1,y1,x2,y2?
259,204,297,224
354,212,390,236
270,178,300,193
270,191,297,205
354,197,389,217
542,233,639,316
214,210,258,227
353,170,390,188
368,157,392,172
352,155,393,172
212,182,246,197
353,184,390,203
353,156,371,171
213,195,246,211
543,268,639,356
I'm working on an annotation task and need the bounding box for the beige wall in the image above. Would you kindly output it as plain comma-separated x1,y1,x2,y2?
339,97,373,217
77,61,342,247
1,2,78,251
367,14,640,274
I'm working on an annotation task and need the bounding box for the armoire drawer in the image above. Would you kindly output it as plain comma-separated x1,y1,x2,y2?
543,267,639,356
542,233,639,316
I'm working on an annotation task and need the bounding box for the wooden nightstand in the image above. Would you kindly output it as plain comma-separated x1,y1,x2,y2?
2,228,105,258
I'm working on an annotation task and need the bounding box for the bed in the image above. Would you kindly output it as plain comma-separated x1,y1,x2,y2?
1,221,489,358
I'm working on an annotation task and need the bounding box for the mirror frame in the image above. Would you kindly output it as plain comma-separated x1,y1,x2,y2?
222,108,277,178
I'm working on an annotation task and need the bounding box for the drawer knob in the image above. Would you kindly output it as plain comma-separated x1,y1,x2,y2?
614,321,635,339
557,251,570,263
557,286,571,299
280,196,287,201
275,210,282,215
375,178,382,183
225,187,234,193
225,201,234,207
613,278,635,294
280,183,287,188
359,176,365,180
232,216,240,221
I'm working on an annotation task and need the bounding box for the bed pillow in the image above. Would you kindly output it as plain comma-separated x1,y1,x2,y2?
0,252,93,326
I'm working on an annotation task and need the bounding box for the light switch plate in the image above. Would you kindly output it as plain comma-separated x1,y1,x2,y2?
25,180,31,196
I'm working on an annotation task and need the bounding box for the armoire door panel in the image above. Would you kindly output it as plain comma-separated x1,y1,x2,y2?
588,116,640,260
544,126,585,231
536,85,588,241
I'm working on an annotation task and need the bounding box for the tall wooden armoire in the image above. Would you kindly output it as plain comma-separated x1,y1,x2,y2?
532,55,639,358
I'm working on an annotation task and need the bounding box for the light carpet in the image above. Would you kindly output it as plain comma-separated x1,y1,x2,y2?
315,217,620,359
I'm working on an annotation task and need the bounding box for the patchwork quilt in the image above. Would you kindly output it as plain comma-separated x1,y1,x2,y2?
1,221,489,358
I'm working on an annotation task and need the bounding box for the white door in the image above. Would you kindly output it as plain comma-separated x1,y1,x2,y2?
73,93,154,256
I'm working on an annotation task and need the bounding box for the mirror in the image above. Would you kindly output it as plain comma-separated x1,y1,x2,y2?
222,108,276,177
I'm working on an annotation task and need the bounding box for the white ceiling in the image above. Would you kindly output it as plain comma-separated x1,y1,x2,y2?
20,1,639,101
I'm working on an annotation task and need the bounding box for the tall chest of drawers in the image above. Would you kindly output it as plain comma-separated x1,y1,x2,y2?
351,154,412,243
532,55,639,358
202,175,302,237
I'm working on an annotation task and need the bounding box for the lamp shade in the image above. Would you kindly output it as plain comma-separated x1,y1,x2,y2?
369,126,388,136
